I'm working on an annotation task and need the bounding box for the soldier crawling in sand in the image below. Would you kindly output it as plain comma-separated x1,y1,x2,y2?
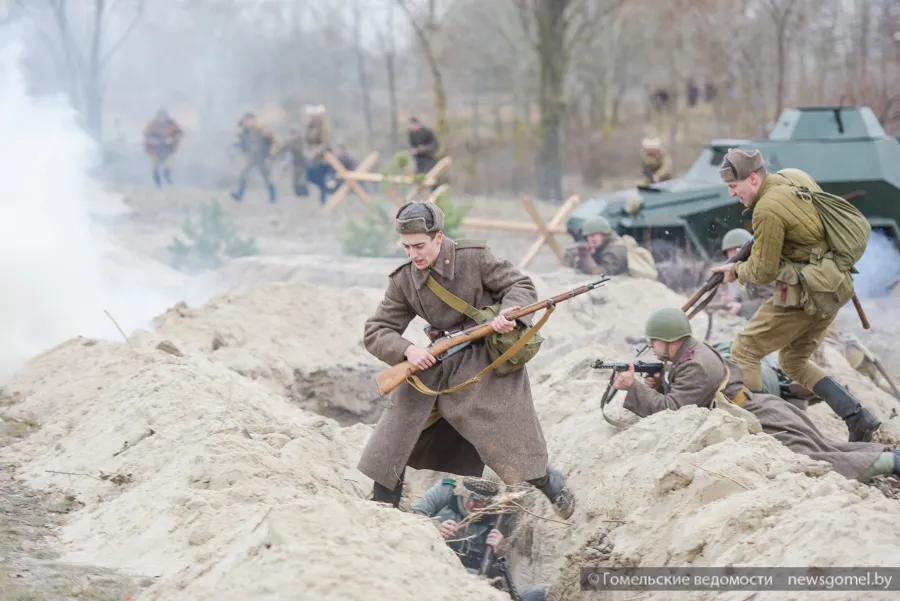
143,109,184,188
359,200,575,520
710,148,881,443
413,475,548,601
608,308,900,484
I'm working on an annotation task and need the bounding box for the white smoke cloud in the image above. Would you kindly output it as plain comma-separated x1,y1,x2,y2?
853,229,900,299
0,42,211,380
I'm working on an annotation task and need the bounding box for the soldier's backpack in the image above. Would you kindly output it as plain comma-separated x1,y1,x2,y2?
621,235,659,280
786,181,871,273
784,178,869,316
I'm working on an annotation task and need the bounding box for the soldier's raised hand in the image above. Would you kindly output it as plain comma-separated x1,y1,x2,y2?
711,262,738,284
404,345,437,370
438,519,458,540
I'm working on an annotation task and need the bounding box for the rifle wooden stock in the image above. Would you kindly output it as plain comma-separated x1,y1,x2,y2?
373,277,610,397
682,239,754,315
681,237,871,329
852,295,871,329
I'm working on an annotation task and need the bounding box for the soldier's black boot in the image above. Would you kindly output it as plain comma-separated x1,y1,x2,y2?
152,170,161,188
813,376,881,443
267,183,277,204
230,178,246,202
528,466,575,520
371,469,405,509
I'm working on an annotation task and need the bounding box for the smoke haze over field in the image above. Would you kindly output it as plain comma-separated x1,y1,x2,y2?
0,42,195,380
854,230,900,299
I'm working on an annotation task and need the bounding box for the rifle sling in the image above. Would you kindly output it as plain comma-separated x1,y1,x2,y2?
407,304,555,397
688,287,721,319
425,275,485,323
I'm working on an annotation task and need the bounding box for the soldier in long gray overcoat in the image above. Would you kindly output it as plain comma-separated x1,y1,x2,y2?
360,201,575,519
610,308,899,482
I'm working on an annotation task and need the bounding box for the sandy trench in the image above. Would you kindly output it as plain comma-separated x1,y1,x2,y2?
2,185,900,601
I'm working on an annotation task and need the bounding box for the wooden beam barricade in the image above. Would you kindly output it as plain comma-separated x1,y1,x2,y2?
406,156,452,202
517,194,582,269
323,151,379,212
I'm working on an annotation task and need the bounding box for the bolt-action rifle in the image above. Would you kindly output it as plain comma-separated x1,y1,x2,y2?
372,277,611,398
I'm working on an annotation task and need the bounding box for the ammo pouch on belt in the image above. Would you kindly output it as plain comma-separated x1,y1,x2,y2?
773,252,854,317
425,275,544,376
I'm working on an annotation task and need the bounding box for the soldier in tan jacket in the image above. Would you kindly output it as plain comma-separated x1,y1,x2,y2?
563,216,629,276
639,137,674,186
611,308,898,482
360,201,575,520
710,149,881,443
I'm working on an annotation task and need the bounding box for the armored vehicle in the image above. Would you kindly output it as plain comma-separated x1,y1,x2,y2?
567,106,900,266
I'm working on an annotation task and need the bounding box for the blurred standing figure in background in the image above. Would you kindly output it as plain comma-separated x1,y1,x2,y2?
280,127,309,197
408,116,439,178
304,104,334,205
230,112,279,204
143,109,184,188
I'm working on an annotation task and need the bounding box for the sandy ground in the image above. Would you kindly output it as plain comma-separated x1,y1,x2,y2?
2,181,900,600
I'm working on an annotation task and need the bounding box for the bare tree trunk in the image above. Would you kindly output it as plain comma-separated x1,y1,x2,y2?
430,60,449,152
535,0,566,201
27,0,144,142
85,0,105,140
379,2,400,155
386,51,399,154
767,0,797,120
858,0,869,82
352,0,375,149
775,20,787,119
395,0,450,153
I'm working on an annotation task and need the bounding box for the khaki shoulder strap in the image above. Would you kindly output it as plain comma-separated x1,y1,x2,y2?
425,274,485,323
454,239,486,250
704,344,762,434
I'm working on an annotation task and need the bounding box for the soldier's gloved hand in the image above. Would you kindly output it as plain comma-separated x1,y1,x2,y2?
492,307,520,334
405,345,437,370
486,529,505,555
438,520,458,540
612,363,636,390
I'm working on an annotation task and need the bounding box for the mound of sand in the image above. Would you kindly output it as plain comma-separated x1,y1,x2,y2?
149,281,432,424
508,345,900,601
2,332,507,601
4,257,900,601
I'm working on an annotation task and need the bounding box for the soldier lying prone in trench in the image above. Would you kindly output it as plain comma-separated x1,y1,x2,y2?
601,308,900,483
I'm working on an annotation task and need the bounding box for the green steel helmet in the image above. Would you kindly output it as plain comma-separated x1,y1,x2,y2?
645,307,692,342
582,216,612,236
721,228,752,251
